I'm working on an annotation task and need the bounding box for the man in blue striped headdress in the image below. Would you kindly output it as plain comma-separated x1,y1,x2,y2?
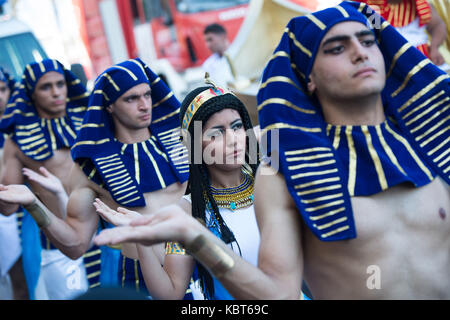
93,1,449,299
0,59,94,299
0,58,192,298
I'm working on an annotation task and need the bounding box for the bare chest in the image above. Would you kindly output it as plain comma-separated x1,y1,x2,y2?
94,180,186,259
302,179,450,299
94,181,187,215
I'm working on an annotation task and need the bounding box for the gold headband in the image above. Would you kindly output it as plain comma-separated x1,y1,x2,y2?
181,73,233,130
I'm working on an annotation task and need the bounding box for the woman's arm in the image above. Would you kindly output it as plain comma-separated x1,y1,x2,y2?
22,167,68,219
95,163,305,299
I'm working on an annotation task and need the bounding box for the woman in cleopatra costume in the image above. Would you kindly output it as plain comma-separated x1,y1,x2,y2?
0,59,102,299
0,66,28,300
0,67,18,118
95,1,450,299
94,76,261,300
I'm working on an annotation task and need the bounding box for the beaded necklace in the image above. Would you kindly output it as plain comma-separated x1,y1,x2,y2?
208,170,254,211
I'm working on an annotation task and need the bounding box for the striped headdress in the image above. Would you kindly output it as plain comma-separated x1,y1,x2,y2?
71,58,188,207
257,1,449,241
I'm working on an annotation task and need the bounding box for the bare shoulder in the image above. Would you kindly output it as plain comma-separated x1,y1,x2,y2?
177,196,192,217
254,163,298,217
254,161,302,243
1,137,24,184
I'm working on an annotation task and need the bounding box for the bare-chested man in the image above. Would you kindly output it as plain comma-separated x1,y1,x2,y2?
357,0,447,66
0,66,28,300
0,59,92,299
0,58,190,296
93,1,450,299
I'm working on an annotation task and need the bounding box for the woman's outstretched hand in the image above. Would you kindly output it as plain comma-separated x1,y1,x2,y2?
93,198,142,227
94,204,202,248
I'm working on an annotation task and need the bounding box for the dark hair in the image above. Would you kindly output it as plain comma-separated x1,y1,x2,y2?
204,23,227,35
180,86,258,299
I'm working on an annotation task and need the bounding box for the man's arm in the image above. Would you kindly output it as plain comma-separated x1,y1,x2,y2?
0,138,24,215
42,164,99,259
427,5,447,66
95,163,305,299
94,197,196,299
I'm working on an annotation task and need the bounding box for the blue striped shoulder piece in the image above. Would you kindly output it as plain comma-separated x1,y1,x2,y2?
0,59,89,160
0,66,19,94
257,1,450,241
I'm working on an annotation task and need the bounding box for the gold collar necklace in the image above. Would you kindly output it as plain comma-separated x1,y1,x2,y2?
208,171,254,211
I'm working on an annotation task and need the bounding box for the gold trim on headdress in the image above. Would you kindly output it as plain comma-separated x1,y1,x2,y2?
181,73,233,130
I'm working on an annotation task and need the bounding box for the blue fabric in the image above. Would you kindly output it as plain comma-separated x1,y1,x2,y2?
20,209,42,300
0,59,97,296
0,133,6,148
0,59,89,161
71,58,189,207
202,207,235,300
257,1,450,241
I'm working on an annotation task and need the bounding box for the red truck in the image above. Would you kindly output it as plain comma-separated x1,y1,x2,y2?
73,0,249,78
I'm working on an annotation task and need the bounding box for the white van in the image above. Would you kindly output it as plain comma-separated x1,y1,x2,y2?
0,1,48,80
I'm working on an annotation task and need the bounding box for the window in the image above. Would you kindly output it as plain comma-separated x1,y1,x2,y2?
0,32,48,80
142,0,165,21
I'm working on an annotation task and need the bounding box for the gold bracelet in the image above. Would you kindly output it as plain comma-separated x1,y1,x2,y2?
186,234,235,279
23,201,51,228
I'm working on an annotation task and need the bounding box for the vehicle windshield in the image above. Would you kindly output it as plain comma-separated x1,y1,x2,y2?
0,32,47,81
175,0,248,13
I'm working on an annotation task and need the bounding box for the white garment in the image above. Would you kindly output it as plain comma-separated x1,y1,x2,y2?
0,274,13,300
0,213,21,278
396,17,428,47
202,53,235,89
34,249,88,300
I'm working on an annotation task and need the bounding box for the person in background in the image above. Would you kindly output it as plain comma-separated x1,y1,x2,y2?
0,58,192,298
94,77,263,300
0,59,95,300
357,0,447,66
0,66,28,300
202,23,235,88
93,2,450,299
